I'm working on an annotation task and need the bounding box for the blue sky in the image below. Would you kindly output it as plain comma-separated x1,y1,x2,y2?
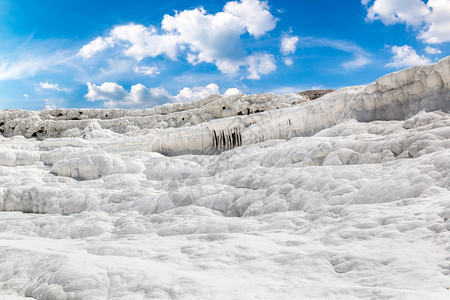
0,0,449,110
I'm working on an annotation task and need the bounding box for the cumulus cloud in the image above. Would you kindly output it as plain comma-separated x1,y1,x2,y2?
246,53,276,79
283,58,294,66
161,7,246,74
111,24,179,61
85,82,172,108
78,0,278,79
78,26,179,61
40,82,67,92
223,0,277,37
224,88,241,96
419,0,450,44
85,82,240,108
43,97,65,110
280,35,298,66
173,83,220,103
385,45,431,68
425,46,441,55
364,0,429,26
363,0,450,44
281,36,298,55
86,82,129,102
78,37,115,60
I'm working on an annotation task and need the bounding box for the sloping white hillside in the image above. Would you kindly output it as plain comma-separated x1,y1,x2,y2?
0,57,449,299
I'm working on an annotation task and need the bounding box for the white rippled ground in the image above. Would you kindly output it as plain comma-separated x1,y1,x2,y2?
1,108,449,299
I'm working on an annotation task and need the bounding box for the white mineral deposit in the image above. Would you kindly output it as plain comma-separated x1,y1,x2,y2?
1,57,450,299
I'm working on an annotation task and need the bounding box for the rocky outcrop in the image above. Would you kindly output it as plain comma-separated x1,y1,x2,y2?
298,89,335,100
0,93,308,139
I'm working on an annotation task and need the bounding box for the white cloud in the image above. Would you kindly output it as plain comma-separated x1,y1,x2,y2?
78,37,114,59
385,45,431,68
43,105,55,111
283,58,294,66
43,103,57,110
134,65,160,76
419,0,450,44
246,53,276,79
110,24,179,61
43,98,63,110
280,35,298,66
224,87,241,96
281,36,298,55
78,0,278,79
86,82,128,102
78,25,179,61
40,82,67,92
161,7,246,73
23,94,29,98
365,0,429,26
87,82,173,108
223,0,277,37
425,46,441,55
77,23,178,62
85,82,240,108
364,0,450,44
86,82,173,108
173,83,220,103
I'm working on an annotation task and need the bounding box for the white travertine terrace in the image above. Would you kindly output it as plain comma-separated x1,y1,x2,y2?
0,57,449,299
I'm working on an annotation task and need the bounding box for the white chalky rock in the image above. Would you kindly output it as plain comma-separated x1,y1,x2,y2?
0,147,40,167
50,153,143,180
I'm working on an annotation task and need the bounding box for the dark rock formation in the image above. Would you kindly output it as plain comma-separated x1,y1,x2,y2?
298,89,335,101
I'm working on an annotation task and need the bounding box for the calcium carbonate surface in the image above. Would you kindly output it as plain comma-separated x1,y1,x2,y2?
0,57,450,299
